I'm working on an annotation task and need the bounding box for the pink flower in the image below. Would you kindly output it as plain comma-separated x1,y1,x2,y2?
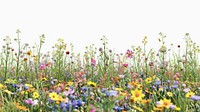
40,64,45,70
122,63,128,67
91,59,96,66
126,49,134,58
90,105,96,112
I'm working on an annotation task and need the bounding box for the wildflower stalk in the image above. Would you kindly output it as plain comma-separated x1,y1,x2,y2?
36,34,45,79
4,37,11,79
16,30,21,77
142,36,148,77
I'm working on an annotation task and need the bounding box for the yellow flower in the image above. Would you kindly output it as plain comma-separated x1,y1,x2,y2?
140,99,151,105
135,84,142,89
68,81,73,86
56,96,64,104
25,84,33,88
115,88,123,91
159,87,163,91
16,105,29,111
154,107,163,111
175,107,181,111
27,88,35,93
158,98,172,108
4,90,13,95
5,79,16,84
145,77,152,84
133,106,143,112
65,87,70,91
119,91,127,96
87,81,96,87
131,89,145,101
21,91,28,95
41,77,47,81
33,91,39,99
0,83,6,89
49,92,59,101
166,92,173,97
185,91,195,98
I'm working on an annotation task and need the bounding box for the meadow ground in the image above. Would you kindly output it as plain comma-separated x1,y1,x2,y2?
0,31,200,112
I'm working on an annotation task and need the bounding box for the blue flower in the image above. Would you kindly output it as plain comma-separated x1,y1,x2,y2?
106,90,118,96
191,95,200,101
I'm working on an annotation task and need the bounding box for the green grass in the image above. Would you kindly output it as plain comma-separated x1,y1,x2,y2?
0,31,200,112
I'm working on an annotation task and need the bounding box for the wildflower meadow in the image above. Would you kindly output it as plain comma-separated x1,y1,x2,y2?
0,30,200,112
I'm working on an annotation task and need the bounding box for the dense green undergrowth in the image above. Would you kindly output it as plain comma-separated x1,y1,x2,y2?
0,30,200,112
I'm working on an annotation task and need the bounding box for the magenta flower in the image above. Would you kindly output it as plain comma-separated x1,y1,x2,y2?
122,63,128,67
126,49,134,58
91,59,96,66
40,64,46,70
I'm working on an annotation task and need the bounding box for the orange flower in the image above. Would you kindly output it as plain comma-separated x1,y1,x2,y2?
27,50,31,56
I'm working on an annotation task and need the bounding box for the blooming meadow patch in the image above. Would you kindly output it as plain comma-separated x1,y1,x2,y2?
0,31,200,112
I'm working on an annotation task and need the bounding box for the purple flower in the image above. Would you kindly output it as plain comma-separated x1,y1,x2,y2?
183,88,190,93
191,95,200,101
155,80,161,85
174,81,179,85
24,98,38,106
106,90,118,96
170,104,176,109
171,85,178,89
60,102,67,109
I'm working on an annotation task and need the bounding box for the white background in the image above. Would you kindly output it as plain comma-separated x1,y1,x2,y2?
0,0,200,54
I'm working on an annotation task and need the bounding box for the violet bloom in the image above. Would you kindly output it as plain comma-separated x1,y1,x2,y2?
183,88,190,93
63,88,75,96
106,90,118,96
171,85,178,89
191,95,200,101
24,98,38,106
170,104,176,109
